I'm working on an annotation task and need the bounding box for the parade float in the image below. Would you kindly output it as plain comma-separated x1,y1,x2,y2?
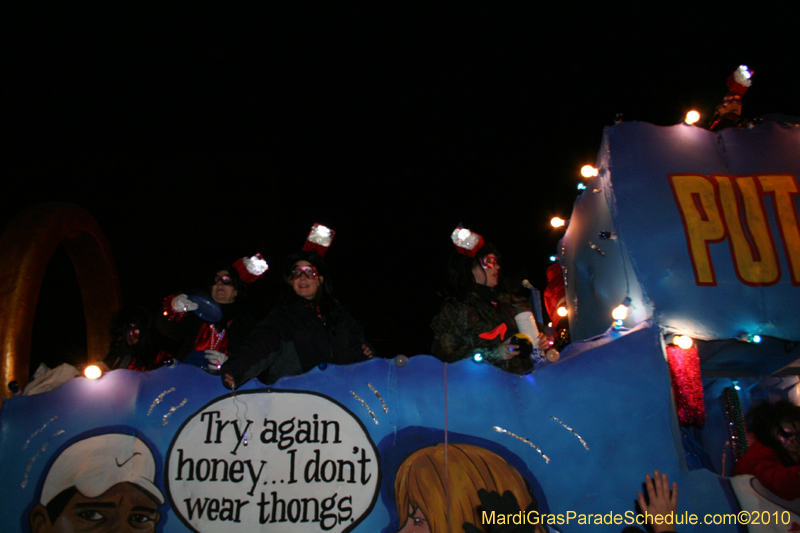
1,112,799,532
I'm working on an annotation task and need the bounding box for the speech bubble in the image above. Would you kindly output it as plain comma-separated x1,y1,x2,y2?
166,390,380,532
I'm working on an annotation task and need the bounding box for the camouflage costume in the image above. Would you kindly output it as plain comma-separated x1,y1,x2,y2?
431,285,533,373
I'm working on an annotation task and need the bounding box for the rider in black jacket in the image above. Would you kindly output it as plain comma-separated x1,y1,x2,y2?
220,251,373,387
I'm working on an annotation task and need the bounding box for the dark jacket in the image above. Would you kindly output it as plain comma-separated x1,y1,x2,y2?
221,298,371,386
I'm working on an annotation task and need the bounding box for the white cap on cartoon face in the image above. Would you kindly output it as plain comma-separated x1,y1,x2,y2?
40,433,165,506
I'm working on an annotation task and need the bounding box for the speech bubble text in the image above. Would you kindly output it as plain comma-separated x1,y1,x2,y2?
166,390,380,533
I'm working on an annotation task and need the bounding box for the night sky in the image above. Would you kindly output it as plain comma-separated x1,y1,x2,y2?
6,5,798,369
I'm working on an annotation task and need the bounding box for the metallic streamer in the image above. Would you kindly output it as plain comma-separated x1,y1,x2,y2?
550,416,589,450
722,387,747,461
666,346,706,426
589,242,605,256
23,416,58,450
721,441,729,477
22,441,50,489
367,383,389,413
162,398,188,426
148,387,176,416
493,426,550,464
350,390,378,425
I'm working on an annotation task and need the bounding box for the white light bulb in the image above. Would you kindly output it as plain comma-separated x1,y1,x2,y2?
674,335,693,349
685,111,700,124
84,365,102,379
551,217,565,228
581,165,598,178
611,305,628,321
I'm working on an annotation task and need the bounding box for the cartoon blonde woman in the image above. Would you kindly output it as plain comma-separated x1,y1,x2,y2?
394,443,548,533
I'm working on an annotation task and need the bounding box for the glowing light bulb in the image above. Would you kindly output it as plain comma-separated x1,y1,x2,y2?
674,335,693,349
551,217,565,228
557,306,568,317
457,228,471,240
611,305,628,321
577,183,586,190
733,380,741,391
581,165,598,178
84,365,102,379
685,110,700,124
473,352,484,362
749,334,762,344
549,255,557,262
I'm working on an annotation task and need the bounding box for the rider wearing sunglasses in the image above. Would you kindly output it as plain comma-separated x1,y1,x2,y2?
158,266,257,362
221,251,373,388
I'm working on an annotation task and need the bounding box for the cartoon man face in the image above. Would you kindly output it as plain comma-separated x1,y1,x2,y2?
30,483,160,532
29,434,164,533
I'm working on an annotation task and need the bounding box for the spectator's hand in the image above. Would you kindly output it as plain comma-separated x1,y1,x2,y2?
172,294,198,313
637,470,677,533
204,350,228,370
362,344,373,358
500,338,520,360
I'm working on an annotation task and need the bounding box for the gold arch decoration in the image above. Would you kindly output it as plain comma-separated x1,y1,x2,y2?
0,203,121,398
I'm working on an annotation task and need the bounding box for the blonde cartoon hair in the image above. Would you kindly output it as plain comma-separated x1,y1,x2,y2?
394,443,540,533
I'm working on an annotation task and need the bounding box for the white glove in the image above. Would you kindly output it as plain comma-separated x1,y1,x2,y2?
204,350,228,370
172,294,198,313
